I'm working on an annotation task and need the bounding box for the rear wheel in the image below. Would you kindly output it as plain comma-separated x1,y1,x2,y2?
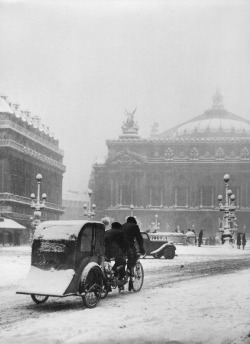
132,261,144,292
100,279,109,299
163,247,175,259
81,267,102,308
31,295,49,304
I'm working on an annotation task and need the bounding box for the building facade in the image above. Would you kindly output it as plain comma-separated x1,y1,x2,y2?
90,91,250,237
61,190,88,220
0,94,66,240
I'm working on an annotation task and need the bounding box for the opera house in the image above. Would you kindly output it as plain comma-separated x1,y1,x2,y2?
90,91,250,236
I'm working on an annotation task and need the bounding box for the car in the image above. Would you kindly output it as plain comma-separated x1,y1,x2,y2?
140,232,177,259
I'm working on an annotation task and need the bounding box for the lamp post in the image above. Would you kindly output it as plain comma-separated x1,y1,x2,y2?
130,204,134,217
153,214,160,232
218,174,237,246
30,174,47,241
83,189,96,219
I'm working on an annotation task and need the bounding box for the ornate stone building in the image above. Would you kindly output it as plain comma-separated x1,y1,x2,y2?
90,91,250,236
0,94,65,239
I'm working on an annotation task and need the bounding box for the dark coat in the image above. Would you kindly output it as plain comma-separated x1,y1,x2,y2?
237,233,241,246
105,228,129,258
122,222,144,254
242,234,247,246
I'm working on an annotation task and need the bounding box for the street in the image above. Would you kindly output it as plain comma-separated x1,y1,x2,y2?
1,245,250,344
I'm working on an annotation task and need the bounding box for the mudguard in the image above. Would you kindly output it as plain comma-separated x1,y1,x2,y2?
150,243,176,259
80,262,102,285
150,243,172,255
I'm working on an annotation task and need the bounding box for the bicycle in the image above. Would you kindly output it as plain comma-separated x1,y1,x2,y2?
101,254,144,298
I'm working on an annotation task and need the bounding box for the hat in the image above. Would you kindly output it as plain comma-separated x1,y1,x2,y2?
111,222,122,229
127,216,137,224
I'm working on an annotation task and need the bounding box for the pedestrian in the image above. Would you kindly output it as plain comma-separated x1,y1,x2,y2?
122,216,145,290
198,229,203,247
236,233,241,249
0,231,3,246
242,233,247,250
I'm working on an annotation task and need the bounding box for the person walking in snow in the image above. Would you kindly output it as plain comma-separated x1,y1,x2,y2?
242,233,247,250
198,229,203,247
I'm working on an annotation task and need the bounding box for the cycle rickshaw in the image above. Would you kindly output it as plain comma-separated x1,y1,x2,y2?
16,220,144,308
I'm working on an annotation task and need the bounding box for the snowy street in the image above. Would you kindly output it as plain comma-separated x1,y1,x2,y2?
1,244,250,344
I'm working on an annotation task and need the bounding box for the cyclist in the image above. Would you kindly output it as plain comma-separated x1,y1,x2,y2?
122,216,145,290
105,222,128,281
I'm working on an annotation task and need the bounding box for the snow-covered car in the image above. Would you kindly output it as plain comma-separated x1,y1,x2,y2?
16,220,105,308
141,232,177,259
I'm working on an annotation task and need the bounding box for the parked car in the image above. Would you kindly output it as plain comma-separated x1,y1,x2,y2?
140,232,177,259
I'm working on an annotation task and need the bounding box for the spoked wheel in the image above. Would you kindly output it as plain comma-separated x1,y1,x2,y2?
131,261,144,292
163,247,175,259
31,294,49,304
100,280,109,299
81,267,102,308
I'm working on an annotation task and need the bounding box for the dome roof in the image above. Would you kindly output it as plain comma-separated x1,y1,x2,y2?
158,91,250,138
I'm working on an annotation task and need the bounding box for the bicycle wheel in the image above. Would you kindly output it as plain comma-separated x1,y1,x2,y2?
81,266,102,308
31,294,49,304
100,279,109,299
132,261,144,292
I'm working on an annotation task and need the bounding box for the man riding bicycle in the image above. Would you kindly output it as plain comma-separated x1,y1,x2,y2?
122,216,145,290
105,222,128,282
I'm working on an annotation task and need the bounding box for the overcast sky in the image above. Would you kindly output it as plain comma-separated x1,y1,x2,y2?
0,0,250,194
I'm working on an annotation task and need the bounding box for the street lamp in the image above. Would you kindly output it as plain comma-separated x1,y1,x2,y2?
218,174,237,246
83,189,96,219
154,214,160,231
30,174,47,241
130,204,134,216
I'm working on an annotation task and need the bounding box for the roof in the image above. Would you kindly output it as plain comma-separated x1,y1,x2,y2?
34,220,104,241
158,91,250,138
0,96,14,114
0,94,56,139
0,218,26,230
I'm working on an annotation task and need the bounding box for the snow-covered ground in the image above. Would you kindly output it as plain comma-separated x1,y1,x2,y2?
1,244,250,344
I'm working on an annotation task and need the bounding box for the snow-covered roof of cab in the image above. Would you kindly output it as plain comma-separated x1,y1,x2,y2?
34,220,104,241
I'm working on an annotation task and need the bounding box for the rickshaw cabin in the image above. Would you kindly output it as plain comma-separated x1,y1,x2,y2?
17,220,105,297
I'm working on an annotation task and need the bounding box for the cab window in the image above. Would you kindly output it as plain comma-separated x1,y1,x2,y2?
80,227,93,253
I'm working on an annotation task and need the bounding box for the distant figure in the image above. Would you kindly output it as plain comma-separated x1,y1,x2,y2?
242,233,247,250
236,233,241,249
221,234,225,245
0,232,4,246
198,230,203,247
174,228,178,233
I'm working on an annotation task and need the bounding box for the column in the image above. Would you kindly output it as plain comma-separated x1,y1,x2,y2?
211,187,214,207
110,179,114,207
149,187,152,207
200,188,203,207
186,188,189,207
119,186,122,206
174,188,177,207
237,188,240,208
